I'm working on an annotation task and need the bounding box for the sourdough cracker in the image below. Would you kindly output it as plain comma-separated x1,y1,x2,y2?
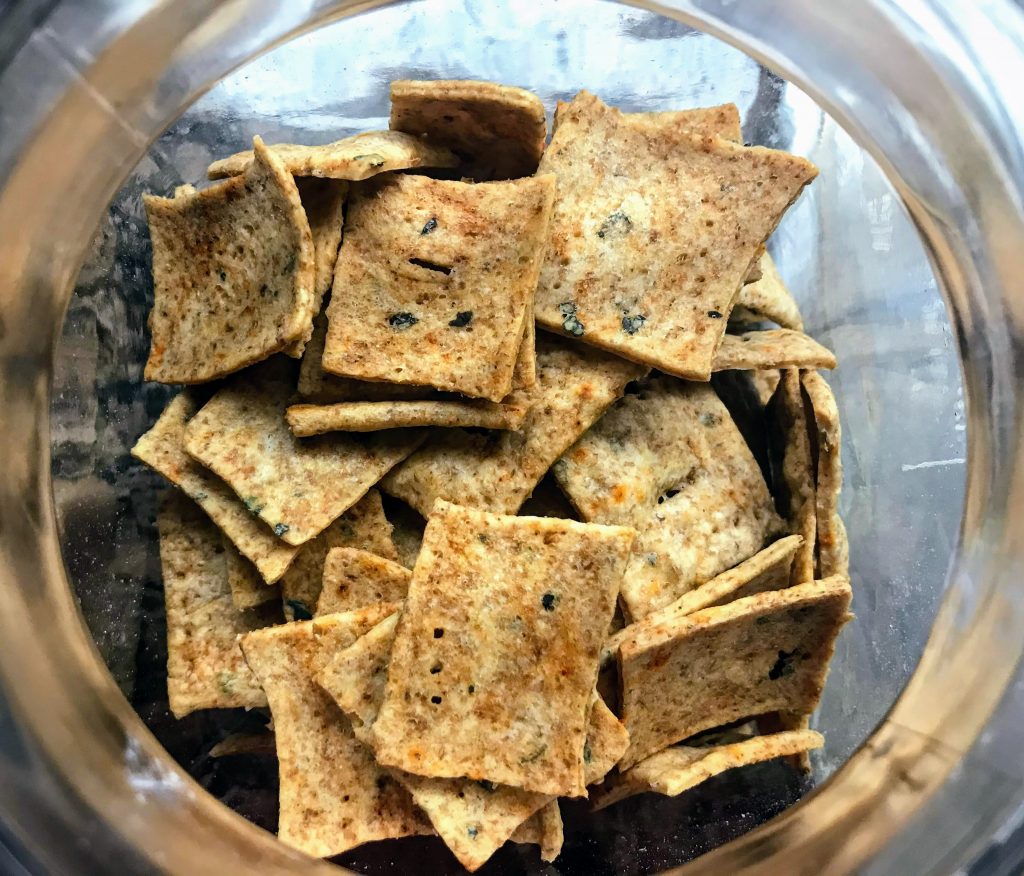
144,137,316,382
618,576,852,768
158,493,273,717
207,130,458,179
280,489,398,621
535,91,818,380
731,253,804,330
803,370,849,577
132,393,299,583
382,336,647,516
223,536,278,609
322,173,554,402
239,604,428,858
369,501,634,796
592,729,823,810
316,548,411,616
553,377,783,619
390,79,547,180
510,801,563,862
184,371,424,546
713,329,837,371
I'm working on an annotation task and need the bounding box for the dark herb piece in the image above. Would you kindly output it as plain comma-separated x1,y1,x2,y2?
353,153,386,168
282,253,295,274
273,522,290,537
559,301,585,337
657,488,680,505
707,309,723,319
286,600,312,621
519,743,548,764
430,695,443,705
467,826,479,839
541,592,558,612
420,216,438,235
468,684,476,694
388,312,419,331
433,628,444,638
408,257,453,275
700,411,721,427
430,663,443,674
768,649,797,680
621,313,647,335
449,310,473,328
597,211,633,238
583,741,593,764
243,496,264,516
476,780,497,792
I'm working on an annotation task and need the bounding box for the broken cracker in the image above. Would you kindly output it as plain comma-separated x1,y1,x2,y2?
803,370,849,577
510,801,563,862
322,173,555,402
158,493,273,718
286,396,530,436
535,91,817,380
144,136,316,383
390,79,547,180
207,129,458,180
316,548,411,616
223,536,278,609
553,376,783,620
240,604,429,858
383,335,647,517
731,252,804,330
280,488,398,622
370,501,635,797
618,575,852,768
771,370,817,584
132,392,299,583
712,329,836,371
592,729,823,810
183,371,424,546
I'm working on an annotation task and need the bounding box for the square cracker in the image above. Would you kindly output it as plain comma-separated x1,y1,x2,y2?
144,136,316,383
369,501,635,796
553,376,784,620
158,493,274,717
712,329,836,371
222,536,278,609
618,575,852,768
207,129,458,180
592,729,823,810
534,91,818,381
283,178,348,357
602,535,803,665
183,370,424,546
132,393,299,583
285,396,530,436
280,488,398,621
770,369,817,584
239,604,430,858
730,252,804,331
803,370,849,577
315,548,411,617
382,335,647,517
322,173,555,402
390,79,547,180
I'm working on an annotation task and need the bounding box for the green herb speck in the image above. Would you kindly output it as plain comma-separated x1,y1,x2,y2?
467,826,479,839
216,670,235,695
243,496,265,516
699,412,720,427
597,211,633,238
621,313,646,335
583,741,593,763
274,522,290,537
286,600,313,621
559,301,585,337
354,153,385,168
388,312,418,330
421,216,438,235
520,743,548,764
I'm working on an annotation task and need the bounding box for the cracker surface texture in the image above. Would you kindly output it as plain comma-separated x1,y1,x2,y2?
713,329,836,371
144,137,316,382
731,253,804,330
223,536,278,609
316,548,411,616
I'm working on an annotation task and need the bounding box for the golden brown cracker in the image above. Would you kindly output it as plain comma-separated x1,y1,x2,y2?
510,801,563,862
223,536,278,609
316,548,411,616
713,329,836,371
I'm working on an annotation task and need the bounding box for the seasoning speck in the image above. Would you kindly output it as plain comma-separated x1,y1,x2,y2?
420,216,438,235
273,522,290,537
559,301,585,337
449,310,473,328
388,312,418,330
597,211,633,238
768,649,797,680
541,592,558,611
707,310,723,319
621,313,646,335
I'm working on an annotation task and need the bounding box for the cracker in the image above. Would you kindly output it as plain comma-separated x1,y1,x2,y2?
316,548,411,616
183,371,424,546
283,178,348,357
770,370,817,584
712,329,837,371
389,79,547,180
623,102,741,141
510,801,563,862
132,393,299,583
584,692,630,786
207,130,458,180
370,501,635,796
322,173,555,402
617,575,852,768
803,370,849,577
144,137,316,383
158,493,273,717
730,253,804,330
592,729,823,810
602,535,803,665
534,91,818,381
209,731,277,758
280,489,398,621
751,369,781,407
223,536,278,609
382,336,647,516
382,497,426,569
239,604,428,858
285,396,530,436
553,377,783,620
